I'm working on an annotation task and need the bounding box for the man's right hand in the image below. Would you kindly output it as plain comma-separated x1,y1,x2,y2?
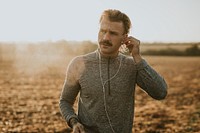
70,118,85,133
72,122,85,133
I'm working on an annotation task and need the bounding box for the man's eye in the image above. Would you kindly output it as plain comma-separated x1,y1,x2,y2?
110,32,117,35
100,30,106,34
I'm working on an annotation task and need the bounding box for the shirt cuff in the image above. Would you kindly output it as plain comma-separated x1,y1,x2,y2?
66,114,79,128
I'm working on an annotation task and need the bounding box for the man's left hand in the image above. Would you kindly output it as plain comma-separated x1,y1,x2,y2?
124,36,142,63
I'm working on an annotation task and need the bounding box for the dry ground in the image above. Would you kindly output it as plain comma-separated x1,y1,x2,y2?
0,54,199,132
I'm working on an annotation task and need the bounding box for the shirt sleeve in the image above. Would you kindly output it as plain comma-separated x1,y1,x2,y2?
135,59,168,100
59,57,81,127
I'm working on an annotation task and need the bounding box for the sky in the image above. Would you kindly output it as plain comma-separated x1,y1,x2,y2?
0,0,199,43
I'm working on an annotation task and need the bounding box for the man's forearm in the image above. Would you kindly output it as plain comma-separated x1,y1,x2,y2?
136,60,168,100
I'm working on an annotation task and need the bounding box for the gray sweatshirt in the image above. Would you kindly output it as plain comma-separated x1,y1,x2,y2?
59,50,167,133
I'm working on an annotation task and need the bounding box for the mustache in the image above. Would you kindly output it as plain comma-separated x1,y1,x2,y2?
99,40,112,46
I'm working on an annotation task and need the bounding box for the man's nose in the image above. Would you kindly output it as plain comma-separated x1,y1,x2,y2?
103,32,111,40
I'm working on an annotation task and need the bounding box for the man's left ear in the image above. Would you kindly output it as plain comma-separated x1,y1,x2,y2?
123,34,128,39
121,34,128,45
122,34,128,42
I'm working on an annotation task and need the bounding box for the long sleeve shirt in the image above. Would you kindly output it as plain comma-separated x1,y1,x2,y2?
59,50,167,133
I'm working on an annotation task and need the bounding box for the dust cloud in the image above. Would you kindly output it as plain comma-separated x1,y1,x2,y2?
0,40,97,76
0,40,97,132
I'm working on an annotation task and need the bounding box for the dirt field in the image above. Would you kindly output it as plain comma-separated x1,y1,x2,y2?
0,45,200,132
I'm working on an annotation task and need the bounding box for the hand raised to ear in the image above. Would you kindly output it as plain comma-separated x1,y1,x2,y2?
124,36,142,63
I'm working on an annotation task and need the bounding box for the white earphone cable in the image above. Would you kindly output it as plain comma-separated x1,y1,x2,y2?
98,50,122,133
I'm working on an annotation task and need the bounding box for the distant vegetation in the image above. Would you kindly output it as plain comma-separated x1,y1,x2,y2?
142,43,200,56
0,41,200,64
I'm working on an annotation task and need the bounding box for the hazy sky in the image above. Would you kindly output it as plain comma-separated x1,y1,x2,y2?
0,0,199,42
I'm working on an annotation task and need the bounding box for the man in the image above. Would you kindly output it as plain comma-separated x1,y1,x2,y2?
59,9,167,133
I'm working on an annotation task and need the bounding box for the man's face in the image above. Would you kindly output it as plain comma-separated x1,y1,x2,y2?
98,16,126,56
